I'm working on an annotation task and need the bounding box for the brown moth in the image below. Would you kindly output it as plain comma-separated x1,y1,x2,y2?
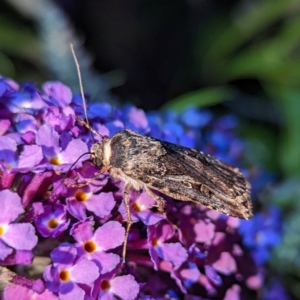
90,130,252,220
69,45,252,259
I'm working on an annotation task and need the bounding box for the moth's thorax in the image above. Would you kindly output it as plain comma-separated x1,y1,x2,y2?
90,139,112,166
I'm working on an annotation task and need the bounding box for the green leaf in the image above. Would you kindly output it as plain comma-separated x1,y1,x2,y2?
162,86,234,111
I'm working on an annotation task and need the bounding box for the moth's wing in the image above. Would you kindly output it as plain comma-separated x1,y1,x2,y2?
125,139,252,219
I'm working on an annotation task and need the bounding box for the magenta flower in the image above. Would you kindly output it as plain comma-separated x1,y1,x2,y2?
148,220,188,270
0,189,37,262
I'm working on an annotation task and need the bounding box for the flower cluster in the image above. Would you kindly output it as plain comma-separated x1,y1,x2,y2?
0,77,275,299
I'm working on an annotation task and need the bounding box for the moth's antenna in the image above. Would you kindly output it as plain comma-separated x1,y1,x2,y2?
62,151,91,185
70,44,96,143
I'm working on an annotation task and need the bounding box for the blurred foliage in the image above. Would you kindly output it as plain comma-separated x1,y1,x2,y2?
162,86,234,111
0,11,44,82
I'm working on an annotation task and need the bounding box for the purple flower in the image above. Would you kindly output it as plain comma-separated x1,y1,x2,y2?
35,124,89,172
0,189,37,262
34,203,70,238
44,244,99,299
66,187,115,220
70,218,125,273
92,272,139,300
42,81,72,107
118,190,165,226
0,76,275,299
0,136,18,172
148,220,188,270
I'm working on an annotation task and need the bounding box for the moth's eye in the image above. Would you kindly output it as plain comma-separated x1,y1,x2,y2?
93,157,103,167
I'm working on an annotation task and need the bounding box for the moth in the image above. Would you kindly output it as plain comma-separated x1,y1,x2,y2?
69,45,252,259
90,129,252,221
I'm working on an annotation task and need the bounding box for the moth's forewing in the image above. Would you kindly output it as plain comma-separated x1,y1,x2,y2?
107,130,252,220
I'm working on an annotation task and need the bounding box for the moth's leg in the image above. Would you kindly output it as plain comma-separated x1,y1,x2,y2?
122,183,133,262
63,169,103,188
145,186,166,213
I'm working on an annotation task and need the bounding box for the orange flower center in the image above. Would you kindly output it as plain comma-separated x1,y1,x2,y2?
59,270,70,282
84,241,97,253
47,219,59,229
49,157,61,165
101,280,111,290
131,202,141,212
75,190,88,202
151,237,158,247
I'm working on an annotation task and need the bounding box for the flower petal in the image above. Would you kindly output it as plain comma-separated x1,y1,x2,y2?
3,223,37,250
157,243,187,268
0,239,13,260
94,221,125,251
71,217,94,242
0,190,23,223
111,275,139,300
85,192,115,218
71,259,99,284
92,251,120,274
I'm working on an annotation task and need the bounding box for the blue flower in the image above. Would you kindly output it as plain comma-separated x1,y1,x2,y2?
239,206,282,265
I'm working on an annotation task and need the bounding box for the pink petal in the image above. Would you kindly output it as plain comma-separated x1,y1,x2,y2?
212,252,237,275
4,284,34,300
194,221,215,243
111,275,139,300
157,221,174,242
59,139,89,165
59,282,84,300
66,199,87,220
138,211,165,225
3,223,37,250
92,251,120,274
42,81,72,107
0,119,11,136
36,124,59,149
98,292,115,300
94,221,125,251
2,250,34,265
71,259,99,284
224,284,241,300
149,245,160,270
17,145,43,169
86,192,115,218
158,243,187,267
70,217,94,242
0,239,13,260
0,189,23,223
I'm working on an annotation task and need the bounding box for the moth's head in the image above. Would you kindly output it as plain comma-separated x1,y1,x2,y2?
90,142,104,166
